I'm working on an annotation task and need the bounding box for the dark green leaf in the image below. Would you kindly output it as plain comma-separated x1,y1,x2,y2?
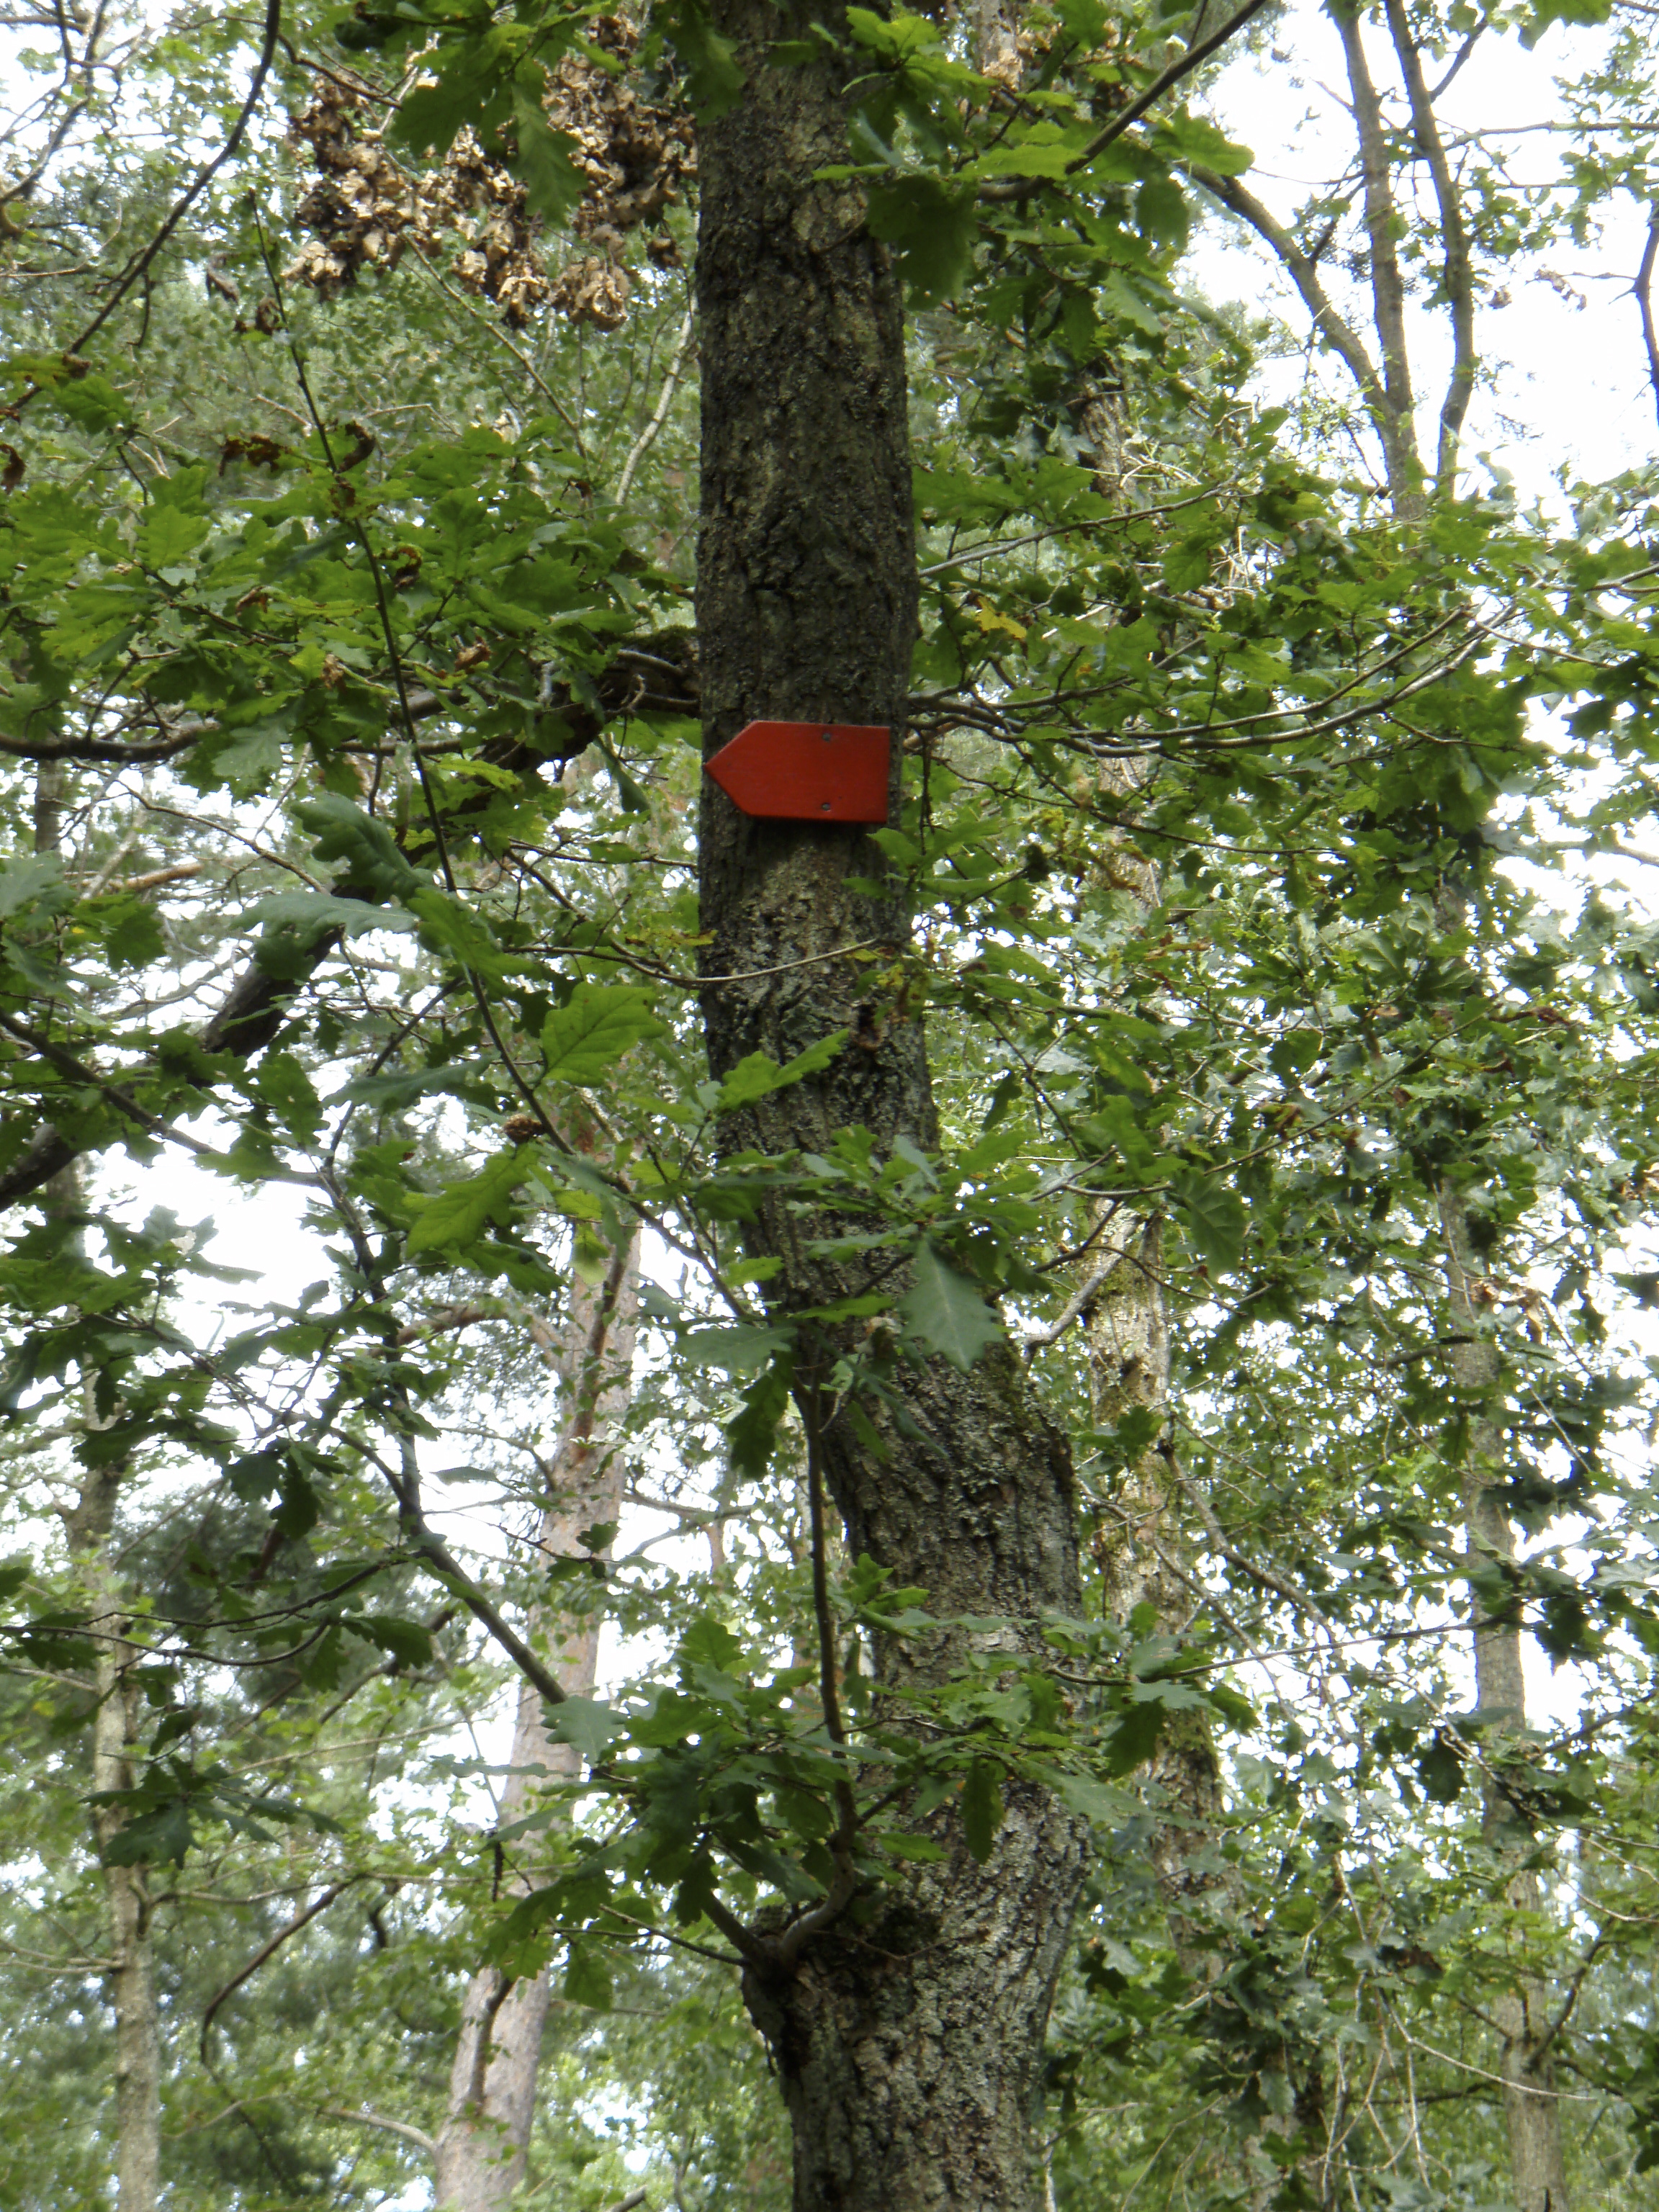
898,1240,1004,1369
961,1756,1004,1863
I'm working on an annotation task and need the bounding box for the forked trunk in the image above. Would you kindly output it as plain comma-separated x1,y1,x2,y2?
696,9,1087,2204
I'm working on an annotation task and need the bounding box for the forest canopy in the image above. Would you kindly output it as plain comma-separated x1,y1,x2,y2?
4,0,1659,2205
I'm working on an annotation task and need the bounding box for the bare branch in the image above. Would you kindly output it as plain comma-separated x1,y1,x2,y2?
320,2106,438,2157
1382,0,1477,487
616,307,696,503
58,0,284,367
1637,204,1659,433
1188,163,1391,433
1023,1241,1132,1355
200,1879,364,2058
1330,1,1423,505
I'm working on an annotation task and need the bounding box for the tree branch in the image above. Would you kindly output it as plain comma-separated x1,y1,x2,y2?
979,0,1276,200
321,2105,437,2157
1382,0,1476,489
616,307,696,504
1330,0,1421,505
1023,1240,1132,1356
58,0,283,365
1637,204,1659,433
0,971,331,1210
379,1433,570,1709
200,1879,364,2058
0,722,208,765
1188,163,1392,436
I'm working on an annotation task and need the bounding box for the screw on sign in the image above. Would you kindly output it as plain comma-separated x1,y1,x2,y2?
703,721,890,824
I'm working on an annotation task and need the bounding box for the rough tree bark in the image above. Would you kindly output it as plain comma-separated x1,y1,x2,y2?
1442,1189,1571,2212
432,1242,638,2211
695,8,1087,2205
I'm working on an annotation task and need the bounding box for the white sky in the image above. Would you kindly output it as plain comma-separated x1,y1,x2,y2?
1196,2,1658,498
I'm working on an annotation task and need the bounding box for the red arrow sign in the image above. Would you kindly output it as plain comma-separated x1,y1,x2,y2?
704,721,890,824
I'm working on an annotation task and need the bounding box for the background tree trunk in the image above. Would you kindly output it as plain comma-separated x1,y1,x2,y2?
696,9,1087,2205
89,1560,163,2212
433,1241,638,2211
37,763,163,2212
63,1450,163,2212
1442,1187,1571,2212
1085,1218,1227,1931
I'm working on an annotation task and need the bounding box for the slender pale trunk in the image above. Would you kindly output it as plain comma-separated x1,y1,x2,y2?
1076,769,1228,1946
1084,1217,1326,2203
89,1563,165,2212
1086,1218,1226,1897
432,1241,638,2211
1441,1188,1570,2212
64,1456,163,2212
967,0,1024,85
39,763,164,2212
696,9,1086,2203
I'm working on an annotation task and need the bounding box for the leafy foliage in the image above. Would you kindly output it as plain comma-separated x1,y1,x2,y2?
5,0,1659,2202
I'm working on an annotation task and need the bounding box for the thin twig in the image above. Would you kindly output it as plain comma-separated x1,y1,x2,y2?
321,2105,437,2156
1164,1447,1328,1619
201,1879,364,2058
406,248,580,436
767,1371,863,1971
616,307,695,503
63,0,282,362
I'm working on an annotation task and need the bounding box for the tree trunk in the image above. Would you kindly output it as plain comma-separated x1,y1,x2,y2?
966,0,1025,86
1441,1187,1570,2212
40,763,164,2212
1086,1219,1227,1926
90,1574,164,2212
1073,782,1228,1964
696,10,1087,2205
433,1243,638,2210
66,1458,163,2212
1082,1222,1328,2204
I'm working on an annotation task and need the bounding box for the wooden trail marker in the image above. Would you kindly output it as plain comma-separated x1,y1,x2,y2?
703,720,890,824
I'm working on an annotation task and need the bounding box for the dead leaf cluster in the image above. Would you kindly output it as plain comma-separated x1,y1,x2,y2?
542,13,695,326
285,81,551,326
416,124,552,327
283,25,693,333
